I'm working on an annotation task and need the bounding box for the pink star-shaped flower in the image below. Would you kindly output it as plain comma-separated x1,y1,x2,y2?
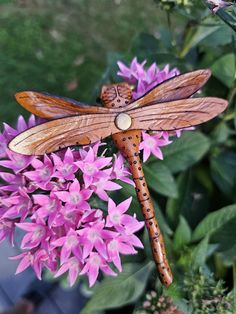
52,228,82,264
55,256,82,286
52,148,78,181
55,179,92,209
75,147,112,188
106,197,144,234
139,131,172,162
24,155,55,189
80,252,117,287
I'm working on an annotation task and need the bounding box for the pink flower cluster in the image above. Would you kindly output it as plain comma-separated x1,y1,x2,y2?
207,0,234,13
118,57,194,162
1,58,195,287
0,116,144,287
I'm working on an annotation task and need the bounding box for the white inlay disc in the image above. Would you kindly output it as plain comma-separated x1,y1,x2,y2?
115,113,132,131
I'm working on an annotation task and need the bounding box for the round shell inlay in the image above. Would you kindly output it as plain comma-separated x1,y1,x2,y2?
115,113,132,131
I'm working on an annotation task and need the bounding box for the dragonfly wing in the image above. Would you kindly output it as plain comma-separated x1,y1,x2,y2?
129,97,228,131
127,69,211,109
9,113,118,155
15,91,110,119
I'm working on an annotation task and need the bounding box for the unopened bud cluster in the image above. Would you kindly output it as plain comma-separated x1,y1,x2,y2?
136,292,183,314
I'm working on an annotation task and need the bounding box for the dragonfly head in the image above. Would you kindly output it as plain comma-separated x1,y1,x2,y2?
100,82,132,109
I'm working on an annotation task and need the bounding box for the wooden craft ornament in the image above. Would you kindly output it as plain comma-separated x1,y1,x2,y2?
9,69,228,288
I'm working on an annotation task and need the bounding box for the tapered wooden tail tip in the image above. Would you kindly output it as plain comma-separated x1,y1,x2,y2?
158,266,173,288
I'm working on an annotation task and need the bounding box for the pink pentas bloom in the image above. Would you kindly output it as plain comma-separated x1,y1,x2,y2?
117,58,179,100
55,179,92,209
76,147,112,188
52,228,81,264
117,58,196,162
10,252,34,275
16,221,49,250
0,133,8,159
24,155,55,190
78,220,110,260
32,193,62,227
91,175,122,201
0,76,144,288
3,188,33,222
0,150,34,173
0,172,27,192
52,148,78,181
111,153,134,186
55,257,82,287
117,57,147,83
107,235,139,272
80,252,117,287
106,197,144,234
0,219,15,245
208,0,234,13
140,131,172,162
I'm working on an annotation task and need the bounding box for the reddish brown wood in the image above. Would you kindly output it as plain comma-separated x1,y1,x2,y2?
112,130,173,287
9,69,229,288
128,69,212,109
15,91,117,119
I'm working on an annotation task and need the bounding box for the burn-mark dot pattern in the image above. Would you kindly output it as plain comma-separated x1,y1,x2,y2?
101,83,173,288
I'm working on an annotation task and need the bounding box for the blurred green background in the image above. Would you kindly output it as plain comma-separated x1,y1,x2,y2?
0,0,172,125
1,1,236,313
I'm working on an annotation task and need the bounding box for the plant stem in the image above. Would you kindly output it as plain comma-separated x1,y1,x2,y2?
234,263,236,314
166,11,177,51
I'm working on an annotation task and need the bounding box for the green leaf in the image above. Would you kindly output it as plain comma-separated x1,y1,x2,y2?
218,244,236,267
192,236,209,269
143,162,178,198
181,19,220,58
214,5,236,32
212,53,236,88
173,216,192,250
210,151,236,200
211,217,236,266
192,204,236,241
210,122,231,144
81,262,153,314
155,131,210,174
166,171,193,227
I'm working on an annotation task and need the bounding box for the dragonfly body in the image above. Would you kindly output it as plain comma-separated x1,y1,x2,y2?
101,83,173,286
9,69,228,288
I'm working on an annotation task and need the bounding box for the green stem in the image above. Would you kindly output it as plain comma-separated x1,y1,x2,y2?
166,11,177,51
234,263,236,314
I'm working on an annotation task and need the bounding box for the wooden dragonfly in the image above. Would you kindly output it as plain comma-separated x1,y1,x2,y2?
9,69,228,288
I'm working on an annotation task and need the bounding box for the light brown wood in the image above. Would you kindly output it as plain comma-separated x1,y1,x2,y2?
9,113,119,155
15,91,117,119
113,130,173,287
9,69,229,288
128,97,228,131
127,69,211,109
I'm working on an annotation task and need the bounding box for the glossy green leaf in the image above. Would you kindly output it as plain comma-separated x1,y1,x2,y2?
166,171,193,227
210,151,236,200
156,132,210,174
192,204,236,241
81,262,153,314
212,53,236,88
192,236,209,269
173,216,192,250
181,20,220,57
143,162,178,198
211,217,236,266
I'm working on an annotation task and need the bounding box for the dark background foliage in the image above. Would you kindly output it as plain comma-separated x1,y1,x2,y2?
0,1,236,313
